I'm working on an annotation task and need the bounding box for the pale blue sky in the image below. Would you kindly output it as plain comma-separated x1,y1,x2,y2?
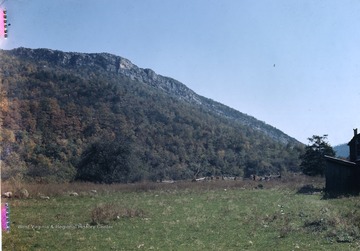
1,0,360,145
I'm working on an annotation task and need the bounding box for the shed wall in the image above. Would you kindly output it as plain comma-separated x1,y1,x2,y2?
325,161,360,192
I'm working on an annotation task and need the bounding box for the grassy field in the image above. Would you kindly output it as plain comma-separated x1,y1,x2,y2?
2,176,360,250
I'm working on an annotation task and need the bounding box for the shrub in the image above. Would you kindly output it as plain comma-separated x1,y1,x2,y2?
90,203,145,225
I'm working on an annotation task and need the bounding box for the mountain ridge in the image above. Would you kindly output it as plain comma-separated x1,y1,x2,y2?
7,47,299,145
334,143,349,158
0,47,304,182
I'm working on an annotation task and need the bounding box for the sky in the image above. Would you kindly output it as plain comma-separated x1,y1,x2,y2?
1,0,359,146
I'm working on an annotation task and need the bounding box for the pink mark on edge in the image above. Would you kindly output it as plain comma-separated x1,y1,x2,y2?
1,204,9,232
0,8,6,37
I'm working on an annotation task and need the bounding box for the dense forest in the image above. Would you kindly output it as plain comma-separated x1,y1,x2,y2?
0,48,304,183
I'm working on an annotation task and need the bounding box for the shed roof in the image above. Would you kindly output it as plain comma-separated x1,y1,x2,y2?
325,155,357,167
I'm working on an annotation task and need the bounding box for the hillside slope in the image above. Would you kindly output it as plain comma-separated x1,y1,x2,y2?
0,48,303,183
334,143,349,158
8,47,299,145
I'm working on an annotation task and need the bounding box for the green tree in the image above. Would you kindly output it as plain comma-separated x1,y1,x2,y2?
75,137,140,183
300,135,335,176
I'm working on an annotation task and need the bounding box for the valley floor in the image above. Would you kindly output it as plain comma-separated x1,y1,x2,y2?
2,176,360,250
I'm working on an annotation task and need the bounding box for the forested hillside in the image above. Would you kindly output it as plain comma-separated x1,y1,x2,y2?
0,48,304,183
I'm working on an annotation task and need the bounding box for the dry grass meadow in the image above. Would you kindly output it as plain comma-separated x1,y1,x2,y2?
3,175,360,250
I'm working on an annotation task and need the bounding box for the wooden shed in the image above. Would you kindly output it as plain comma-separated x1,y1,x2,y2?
348,128,360,164
325,129,360,193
